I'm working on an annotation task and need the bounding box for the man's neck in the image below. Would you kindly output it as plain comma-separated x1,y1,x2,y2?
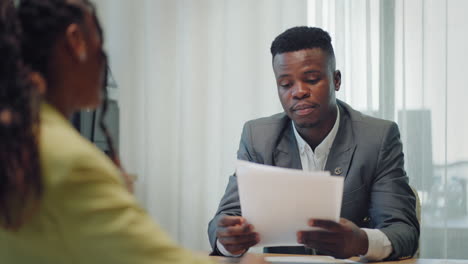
295,107,338,151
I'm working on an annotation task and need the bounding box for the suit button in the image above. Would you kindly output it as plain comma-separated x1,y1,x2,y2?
334,167,343,175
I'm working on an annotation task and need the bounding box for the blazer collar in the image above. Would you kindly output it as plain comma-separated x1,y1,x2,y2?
324,101,357,178
273,116,302,170
273,101,357,178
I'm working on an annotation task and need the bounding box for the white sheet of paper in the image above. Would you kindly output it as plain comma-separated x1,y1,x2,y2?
236,160,344,248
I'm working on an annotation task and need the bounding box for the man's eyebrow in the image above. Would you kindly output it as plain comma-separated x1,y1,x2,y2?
304,70,321,74
277,73,291,79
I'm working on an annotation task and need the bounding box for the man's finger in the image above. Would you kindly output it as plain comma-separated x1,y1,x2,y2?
299,231,341,244
300,239,339,251
308,219,342,232
217,223,254,237
218,216,244,227
225,240,259,255
218,233,259,246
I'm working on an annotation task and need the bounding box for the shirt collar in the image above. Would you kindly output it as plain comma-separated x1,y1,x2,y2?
292,105,341,156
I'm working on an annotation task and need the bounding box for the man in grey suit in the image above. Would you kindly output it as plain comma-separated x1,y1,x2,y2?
208,27,419,261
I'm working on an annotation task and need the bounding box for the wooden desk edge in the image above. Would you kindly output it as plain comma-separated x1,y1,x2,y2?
209,253,468,264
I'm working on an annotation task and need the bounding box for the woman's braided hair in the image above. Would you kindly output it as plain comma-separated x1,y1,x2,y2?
18,0,118,164
19,0,119,159
0,0,41,230
0,0,118,229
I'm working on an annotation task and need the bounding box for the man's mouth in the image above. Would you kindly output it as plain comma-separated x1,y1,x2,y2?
292,104,319,116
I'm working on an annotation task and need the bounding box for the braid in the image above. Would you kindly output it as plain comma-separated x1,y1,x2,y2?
0,0,41,230
93,12,119,163
0,0,118,229
19,0,120,170
99,66,118,161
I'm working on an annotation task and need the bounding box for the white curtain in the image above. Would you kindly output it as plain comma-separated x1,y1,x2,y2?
308,0,468,259
94,0,307,251
93,0,468,258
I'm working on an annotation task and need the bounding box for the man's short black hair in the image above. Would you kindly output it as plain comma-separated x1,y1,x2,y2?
270,26,336,70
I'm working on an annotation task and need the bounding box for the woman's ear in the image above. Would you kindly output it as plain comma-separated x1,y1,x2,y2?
64,23,88,63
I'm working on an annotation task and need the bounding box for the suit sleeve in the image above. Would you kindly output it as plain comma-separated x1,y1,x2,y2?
207,122,256,255
51,158,215,264
370,122,420,260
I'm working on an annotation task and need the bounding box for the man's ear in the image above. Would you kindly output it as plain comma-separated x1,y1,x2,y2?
64,23,88,63
334,70,341,91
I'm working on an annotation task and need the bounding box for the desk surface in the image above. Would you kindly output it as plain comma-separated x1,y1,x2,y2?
211,254,468,264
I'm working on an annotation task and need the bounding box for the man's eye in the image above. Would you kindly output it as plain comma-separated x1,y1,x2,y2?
279,82,292,88
306,79,319,85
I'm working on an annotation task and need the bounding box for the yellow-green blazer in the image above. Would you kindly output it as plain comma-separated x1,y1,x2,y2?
0,103,214,264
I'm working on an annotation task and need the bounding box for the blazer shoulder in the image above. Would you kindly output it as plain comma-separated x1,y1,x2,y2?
340,102,400,148
244,112,289,133
238,113,291,164
242,112,290,145
354,113,397,131
341,103,397,134
39,111,121,189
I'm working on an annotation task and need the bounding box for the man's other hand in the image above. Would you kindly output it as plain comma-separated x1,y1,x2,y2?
297,218,369,259
216,216,259,255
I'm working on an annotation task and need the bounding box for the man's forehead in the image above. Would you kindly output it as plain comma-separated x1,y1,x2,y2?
273,48,328,69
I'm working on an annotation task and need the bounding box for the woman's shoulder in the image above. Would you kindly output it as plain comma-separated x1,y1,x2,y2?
39,104,121,188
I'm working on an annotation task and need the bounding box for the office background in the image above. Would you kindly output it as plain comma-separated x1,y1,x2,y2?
92,0,468,259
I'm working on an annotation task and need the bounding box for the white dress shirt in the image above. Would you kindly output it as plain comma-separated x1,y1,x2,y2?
218,108,392,260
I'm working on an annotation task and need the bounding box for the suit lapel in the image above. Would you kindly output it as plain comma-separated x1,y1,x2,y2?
325,103,357,178
272,102,357,176
273,121,302,170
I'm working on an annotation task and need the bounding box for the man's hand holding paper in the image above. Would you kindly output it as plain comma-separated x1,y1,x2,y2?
298,218,369,259
216,215,259,255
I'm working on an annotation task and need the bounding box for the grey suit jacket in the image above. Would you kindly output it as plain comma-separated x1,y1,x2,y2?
208,100,420,261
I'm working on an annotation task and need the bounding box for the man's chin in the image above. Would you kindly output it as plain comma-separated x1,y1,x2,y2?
294,120,320,129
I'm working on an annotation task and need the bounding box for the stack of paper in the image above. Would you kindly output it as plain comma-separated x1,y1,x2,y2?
236,160,344,248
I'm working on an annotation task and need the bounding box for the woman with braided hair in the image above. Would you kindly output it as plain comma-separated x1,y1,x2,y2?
0,0,264,263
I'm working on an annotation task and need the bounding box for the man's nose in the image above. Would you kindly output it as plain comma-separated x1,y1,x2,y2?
292,82,310,99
